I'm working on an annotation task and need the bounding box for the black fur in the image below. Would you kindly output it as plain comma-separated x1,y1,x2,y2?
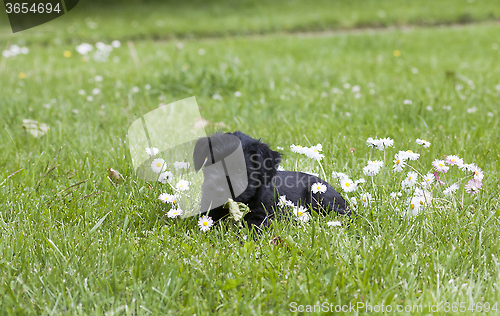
193,131,350,230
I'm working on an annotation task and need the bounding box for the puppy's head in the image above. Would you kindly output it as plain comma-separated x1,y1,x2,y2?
193,131,281,207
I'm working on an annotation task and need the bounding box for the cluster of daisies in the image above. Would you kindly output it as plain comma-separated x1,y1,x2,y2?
155,136,485,233
277,192,342,227
75,41,121,62
330,137,485,216
147,147,193,220
2,44,29,58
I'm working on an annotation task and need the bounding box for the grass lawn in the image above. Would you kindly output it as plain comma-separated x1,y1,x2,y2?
1,1,500,315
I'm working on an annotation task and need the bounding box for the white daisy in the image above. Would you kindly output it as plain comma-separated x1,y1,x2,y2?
311,182,327,194
293,206,310,223
158,171,173,184
158,193,179,204
304,147,325,161
399,150,420,161
408,196,424,216
198,215,214,232
421,173,434,188
167,208,183,218
361,192,372,207
363,160,384,176
432,159,449,173
470,165,484,180
445,155,464,167
402,171,418,191
393,153,406,172
290,144,306,154
173,161,190,170
310,143,323,152
340,178,357,192
151,158,167,173
176,180,190,191
443,183,459,197
416,139,431,148
366,137,393,151
327,221,342,227
350,197,358,209
145,147,159,156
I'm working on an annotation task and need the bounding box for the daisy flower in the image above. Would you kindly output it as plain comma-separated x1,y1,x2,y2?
293,206,310,223
432,159,449,173
363,160,384,176
304,147,325,161
445,155,464,167
158,171,173,184
278,195,294,207
416,139,431,148
151,158,167,173
361,192,372,207
340,178,357,192
366,137,381,149
198,215,214,232
470,165,484,180
176,180,190,191
311,182,327,194
443,183,459,197
366,137,393,151
408,196,424,216
465,179,482,194
402,171,418,191
158,193,179,204
290,144,306,154
173,161,190,170
380,137,394,150
393,153,406,172
145,147,159,156
167,208,183,218
460,163,476,172
310,143,323,151
421,173,434,188
327,221,341,227
399,150,420,161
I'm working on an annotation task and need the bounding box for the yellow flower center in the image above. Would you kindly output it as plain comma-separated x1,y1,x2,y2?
156,163,162,167
345,182,350,187
297,145,302,148
396,160,400,164
420,200,424,205
411,204,415,209
407,150,413,153
439,163,443,167
426,179,430,182
298,211,303,216
203,221,208,226
408,176,412,181
314,149,318,152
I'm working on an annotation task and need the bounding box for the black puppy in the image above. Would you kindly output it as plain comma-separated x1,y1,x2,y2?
193,131,350,229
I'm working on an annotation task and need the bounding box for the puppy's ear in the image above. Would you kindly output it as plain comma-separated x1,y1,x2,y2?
193,137,210,172
251,141,282,185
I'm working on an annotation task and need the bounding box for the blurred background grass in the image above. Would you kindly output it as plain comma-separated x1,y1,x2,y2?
1,0,500,45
